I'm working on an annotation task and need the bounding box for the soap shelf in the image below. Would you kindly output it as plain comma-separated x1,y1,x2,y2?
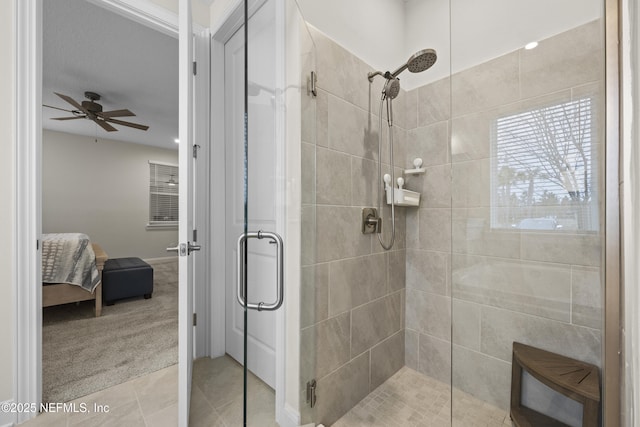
404,167,426,175
386,187,420,207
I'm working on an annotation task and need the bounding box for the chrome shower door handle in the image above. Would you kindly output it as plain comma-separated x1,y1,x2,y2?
236,230,284,311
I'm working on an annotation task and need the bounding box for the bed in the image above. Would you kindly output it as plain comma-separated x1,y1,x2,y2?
41,233,109,317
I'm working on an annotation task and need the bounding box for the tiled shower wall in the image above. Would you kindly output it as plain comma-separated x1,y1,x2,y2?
403,19,605,419
300,26,410,426
301,16,604,426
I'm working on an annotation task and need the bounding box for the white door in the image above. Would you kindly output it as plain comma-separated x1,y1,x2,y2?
177,0,196,425
224,0,279,389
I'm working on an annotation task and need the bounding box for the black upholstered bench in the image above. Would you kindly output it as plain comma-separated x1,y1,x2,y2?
102,258,153,305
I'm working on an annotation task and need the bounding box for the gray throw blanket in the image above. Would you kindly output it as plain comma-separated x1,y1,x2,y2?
42,233,100,292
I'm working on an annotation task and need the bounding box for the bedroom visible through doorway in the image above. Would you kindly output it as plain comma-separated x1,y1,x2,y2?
40,0,180,404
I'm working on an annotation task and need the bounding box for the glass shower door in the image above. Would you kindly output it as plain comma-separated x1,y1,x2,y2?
237,0,317,425
449,1,606,425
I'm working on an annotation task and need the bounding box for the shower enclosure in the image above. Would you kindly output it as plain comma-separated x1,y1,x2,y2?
188,0,618,425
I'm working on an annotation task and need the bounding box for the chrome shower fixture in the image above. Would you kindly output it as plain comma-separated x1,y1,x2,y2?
367,48,437,82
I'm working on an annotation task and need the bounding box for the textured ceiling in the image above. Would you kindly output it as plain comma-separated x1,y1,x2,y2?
43,0,178,150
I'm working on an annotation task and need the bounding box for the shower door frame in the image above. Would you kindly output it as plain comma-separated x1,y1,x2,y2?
603,0,621,425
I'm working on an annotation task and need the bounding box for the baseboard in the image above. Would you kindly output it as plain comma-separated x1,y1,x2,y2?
0,400,16,427
276,402,300,427
143,256,177,264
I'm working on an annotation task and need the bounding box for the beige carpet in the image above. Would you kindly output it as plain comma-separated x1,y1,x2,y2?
42,258,178,403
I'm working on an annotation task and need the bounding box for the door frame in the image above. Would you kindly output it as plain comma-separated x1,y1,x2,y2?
13,0,209,424
209,0,299,425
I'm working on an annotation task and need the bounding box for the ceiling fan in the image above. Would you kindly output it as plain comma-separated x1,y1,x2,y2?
44,91,149,132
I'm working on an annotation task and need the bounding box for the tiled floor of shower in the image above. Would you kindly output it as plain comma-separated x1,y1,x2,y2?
334,367,512,427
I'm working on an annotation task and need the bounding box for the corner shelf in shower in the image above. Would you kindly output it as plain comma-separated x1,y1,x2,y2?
385,187,420,207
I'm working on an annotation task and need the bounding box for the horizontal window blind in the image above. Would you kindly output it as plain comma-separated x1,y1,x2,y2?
149,162,178,225
491,97,598,231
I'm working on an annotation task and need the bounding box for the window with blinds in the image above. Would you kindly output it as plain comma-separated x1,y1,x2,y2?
148,161,179,227
491,96,598,232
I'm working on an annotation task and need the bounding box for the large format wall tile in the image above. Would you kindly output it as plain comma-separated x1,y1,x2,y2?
520,20,603,99
451,208,521,259
520,232,601,266
301,313,351,379
328,95,378,161
480,305,601,366
316,147,351,205
450,109,493,162
451,158,490,208
301,142,316,205
406,289,451,340
405,164,451,209
315,351,370,426
405,329,419,370
300,263,329,329
452,345,511,410
452,254,571,322
329,253,387,317
310,26,373,113
571,265,602,329
351,292,402,356
406,249,449,296
418,208,452,252
350,156,377,207
418,77,451,127
407,122,450,167
370,331,405,390
418,334,451,385
388,250,406,292
451,52,519,117
316,206,371,262
316,89,329,147
452,299,480,351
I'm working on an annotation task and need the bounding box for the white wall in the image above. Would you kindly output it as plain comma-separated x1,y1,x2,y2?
0,0,14,407
147,0,211,27
297,0,405,78
299,0,602,90
42,130,179,259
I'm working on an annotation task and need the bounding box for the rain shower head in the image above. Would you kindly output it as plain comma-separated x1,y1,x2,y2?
390,48,437,78
367,48,438,83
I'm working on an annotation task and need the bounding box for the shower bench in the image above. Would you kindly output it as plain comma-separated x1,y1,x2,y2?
510,342,600,427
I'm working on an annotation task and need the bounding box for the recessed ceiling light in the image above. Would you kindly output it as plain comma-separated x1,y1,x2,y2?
525,42,538,50
174,138,180,143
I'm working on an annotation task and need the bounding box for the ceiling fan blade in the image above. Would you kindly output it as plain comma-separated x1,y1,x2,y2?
105,118,149,131
94,119,118,132
43,104,74,113
54,92,84,111
97,109,135,118
51,116,85,120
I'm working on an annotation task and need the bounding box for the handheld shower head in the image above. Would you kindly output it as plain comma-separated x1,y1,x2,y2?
383,78,400,100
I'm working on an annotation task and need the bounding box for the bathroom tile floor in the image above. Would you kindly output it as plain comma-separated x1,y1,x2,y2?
333,367,512,427
19,356,276,427
21,361,509,426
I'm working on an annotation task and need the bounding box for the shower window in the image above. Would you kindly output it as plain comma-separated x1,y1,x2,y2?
490,96,598,232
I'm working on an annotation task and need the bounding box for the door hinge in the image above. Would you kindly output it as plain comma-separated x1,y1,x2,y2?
193,313,197,326
306,379,317,408
193,144,200,158
193,229,198,242
308,71,317,97
193,61,197,76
